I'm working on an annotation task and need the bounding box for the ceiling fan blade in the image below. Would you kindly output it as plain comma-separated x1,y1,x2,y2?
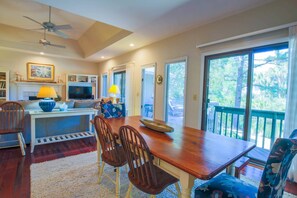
54,30,69,39
28,28,45,31
54,24,72,30
48,43,66,48
23,16,45,27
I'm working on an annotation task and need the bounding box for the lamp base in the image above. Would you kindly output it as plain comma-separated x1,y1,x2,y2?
112,97,117,104
39,99,56,112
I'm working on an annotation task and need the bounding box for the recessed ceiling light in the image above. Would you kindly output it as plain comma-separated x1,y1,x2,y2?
40,52,44,55
129,43,135,47
101,56,105,59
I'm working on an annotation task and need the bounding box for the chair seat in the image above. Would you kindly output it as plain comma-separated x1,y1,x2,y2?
101,145,127,167
195,173,257,198
0,128,23,134
128,163,178,195
247,147,269,166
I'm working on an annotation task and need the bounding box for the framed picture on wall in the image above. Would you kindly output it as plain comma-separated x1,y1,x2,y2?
27,62,55,82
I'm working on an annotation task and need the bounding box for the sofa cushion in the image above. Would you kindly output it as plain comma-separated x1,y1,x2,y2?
19,101,40,110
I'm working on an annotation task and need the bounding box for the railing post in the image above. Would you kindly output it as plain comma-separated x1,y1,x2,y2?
271,113,277,149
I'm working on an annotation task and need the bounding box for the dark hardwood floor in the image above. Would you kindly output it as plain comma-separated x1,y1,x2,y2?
0,137,296,197
0,137,96,198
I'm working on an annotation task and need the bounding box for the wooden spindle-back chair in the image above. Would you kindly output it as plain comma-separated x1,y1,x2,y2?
119,125,180,197
0,102,26,156
93,115,127,198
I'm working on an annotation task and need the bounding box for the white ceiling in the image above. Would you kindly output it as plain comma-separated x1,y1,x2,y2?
0,0,95,40
0,0,275,62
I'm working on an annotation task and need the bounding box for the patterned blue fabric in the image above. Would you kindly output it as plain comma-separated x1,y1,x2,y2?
258,138,297,197
101,101,126,118
195,173,257,198
195,137,297,198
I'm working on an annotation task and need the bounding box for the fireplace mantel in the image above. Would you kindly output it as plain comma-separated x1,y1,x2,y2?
14,81,65,100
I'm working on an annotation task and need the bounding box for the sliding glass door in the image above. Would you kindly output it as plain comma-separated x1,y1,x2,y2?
203,52,250,140
250,46,288,149
202,43,288,150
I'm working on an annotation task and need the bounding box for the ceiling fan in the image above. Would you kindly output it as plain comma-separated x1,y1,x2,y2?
23,6,72,39
39,29,66,48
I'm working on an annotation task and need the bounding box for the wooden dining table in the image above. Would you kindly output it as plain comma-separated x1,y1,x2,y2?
98,116,255,198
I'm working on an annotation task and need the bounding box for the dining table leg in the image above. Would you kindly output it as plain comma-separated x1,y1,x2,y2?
226,162,235,176
180,170,195,198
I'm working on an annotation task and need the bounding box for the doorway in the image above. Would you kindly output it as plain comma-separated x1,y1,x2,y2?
141,65,155,118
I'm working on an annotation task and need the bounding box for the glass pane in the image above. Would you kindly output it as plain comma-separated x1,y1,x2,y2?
250,48,288,149
102,74,108,97
166,61,186,124
141,67,155,118
113,71,126,102
206,54,248,140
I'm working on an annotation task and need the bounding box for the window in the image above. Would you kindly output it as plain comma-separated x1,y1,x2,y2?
202,43,288,150
101,73,108,97
165,59,187,124
141,65,155,118
113,71,126,103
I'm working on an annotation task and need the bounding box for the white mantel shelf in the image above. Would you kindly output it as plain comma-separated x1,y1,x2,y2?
13,81,65,100
13,81,65,86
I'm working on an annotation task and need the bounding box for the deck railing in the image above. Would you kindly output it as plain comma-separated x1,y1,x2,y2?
207,105,285,150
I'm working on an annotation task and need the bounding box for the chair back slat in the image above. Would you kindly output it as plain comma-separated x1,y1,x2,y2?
258,137,297,197
93,116,123,165
0,102,24,133
119,125,157,187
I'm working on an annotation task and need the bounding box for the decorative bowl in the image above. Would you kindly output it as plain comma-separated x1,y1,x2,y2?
139,119,174,133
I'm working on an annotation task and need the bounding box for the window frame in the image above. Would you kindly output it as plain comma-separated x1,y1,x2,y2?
100,73,108,98
201,42,289,141
113,70,126,103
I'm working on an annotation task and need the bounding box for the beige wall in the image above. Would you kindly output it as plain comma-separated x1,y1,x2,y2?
98,0,297,129
0,48,98,100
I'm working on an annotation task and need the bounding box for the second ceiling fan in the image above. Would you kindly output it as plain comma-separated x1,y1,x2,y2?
39,29,66,48
23,6,72,39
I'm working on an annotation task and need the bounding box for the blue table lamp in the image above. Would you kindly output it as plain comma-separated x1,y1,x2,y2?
37,86,57,112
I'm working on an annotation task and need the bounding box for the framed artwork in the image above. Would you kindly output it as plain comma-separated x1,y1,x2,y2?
27,62,55,82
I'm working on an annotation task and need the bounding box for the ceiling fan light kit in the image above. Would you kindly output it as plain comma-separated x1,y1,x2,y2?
23,6,71,48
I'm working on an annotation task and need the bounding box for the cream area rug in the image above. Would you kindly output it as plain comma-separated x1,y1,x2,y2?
31,151,297,198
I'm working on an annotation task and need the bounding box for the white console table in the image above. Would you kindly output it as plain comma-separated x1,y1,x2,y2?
29,108,97,153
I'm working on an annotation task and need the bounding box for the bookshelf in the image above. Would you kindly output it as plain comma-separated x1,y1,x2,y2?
0,70,9,101
66,74,98,100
